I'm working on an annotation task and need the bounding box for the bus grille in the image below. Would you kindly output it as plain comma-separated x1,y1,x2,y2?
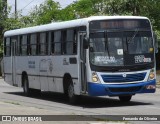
108,86,142,93
101,72,146,83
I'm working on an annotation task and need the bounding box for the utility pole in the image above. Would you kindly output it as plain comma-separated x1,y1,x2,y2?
15,0,17,19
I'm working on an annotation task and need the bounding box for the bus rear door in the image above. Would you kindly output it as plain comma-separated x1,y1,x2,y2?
11,37,17,86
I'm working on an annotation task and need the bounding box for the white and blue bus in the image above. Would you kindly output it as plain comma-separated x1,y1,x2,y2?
3,16,157,103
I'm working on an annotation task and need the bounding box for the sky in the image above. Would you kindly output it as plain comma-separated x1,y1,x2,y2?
7,0,75,16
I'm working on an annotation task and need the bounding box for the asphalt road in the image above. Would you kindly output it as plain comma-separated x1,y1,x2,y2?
0,79,160,124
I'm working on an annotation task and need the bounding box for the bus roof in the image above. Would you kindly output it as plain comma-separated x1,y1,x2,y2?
4,16,148,37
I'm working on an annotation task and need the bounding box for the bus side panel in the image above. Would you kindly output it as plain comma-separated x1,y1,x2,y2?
3,57,12,85
47,56,80,95
15,56,41,90
16,74,22,87
16,57,23,87
28,56,41,90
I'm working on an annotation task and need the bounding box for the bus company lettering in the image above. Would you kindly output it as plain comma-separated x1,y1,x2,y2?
134,55,151,63
28,61,36,68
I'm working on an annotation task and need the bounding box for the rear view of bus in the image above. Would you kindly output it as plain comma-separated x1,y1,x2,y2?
87,16,156,102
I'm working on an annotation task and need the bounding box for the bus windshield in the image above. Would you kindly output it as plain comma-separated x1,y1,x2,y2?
89,20,154,67
89,31,124,66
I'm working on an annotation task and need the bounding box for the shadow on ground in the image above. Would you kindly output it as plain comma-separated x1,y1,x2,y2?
4,91,153,108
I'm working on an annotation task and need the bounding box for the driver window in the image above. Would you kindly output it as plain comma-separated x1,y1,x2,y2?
90,38,105,52
108,38,123,56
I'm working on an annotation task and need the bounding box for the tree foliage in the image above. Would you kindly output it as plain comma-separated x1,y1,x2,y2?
1,0,160,36
0,0,7,54
0,0,160,56
25,0,160,37
29,0,60,25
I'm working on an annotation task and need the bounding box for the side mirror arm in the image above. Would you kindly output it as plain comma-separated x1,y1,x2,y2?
83,37,89,49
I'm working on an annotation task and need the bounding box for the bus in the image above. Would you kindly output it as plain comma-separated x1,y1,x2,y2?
3,16,157,104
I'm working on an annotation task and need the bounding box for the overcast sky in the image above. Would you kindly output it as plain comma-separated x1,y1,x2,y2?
8,0,75,16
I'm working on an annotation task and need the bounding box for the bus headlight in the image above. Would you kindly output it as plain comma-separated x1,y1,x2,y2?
149,72,155,79
148,69,155,80
92,72,99,83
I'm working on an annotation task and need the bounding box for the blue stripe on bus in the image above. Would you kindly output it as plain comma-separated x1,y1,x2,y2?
88,79,156,96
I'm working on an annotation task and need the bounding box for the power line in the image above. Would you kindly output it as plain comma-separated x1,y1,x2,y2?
20,0,36,11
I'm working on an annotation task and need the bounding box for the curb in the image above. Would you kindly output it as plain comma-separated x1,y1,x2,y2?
156,81,160,88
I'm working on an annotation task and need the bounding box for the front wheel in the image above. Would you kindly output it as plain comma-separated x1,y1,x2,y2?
119,95,132,102
67,81,78,104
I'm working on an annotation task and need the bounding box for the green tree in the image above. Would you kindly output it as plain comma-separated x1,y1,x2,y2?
104,0,160,38
0,0,7,55
56,4,76,21
73,0,105,18
29,0,60,25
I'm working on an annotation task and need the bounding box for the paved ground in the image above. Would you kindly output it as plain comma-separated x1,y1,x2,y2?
156,74,160,88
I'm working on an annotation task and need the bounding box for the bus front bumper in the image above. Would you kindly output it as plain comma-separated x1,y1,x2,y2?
88,80,156,96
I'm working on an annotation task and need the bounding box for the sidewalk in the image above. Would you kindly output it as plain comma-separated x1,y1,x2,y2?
0,101,126,124
156,71,160,88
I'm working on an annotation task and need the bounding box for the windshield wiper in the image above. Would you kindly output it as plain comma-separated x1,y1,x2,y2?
104,31,110,57
125,29,139,52
127,29,139,44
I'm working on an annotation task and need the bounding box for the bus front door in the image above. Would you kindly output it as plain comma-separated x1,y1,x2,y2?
79,33,87,93
11,38,17,86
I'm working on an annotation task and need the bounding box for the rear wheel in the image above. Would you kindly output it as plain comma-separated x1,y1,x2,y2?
23,76,31,96
119,95,132,102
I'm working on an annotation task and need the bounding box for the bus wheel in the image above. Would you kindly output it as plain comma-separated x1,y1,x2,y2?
119,95,132,102
23,76,31,96
67,81,77,104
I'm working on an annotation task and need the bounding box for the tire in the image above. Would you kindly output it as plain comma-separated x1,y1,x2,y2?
119,95,132,102
67,80,77,104
23,76,31,96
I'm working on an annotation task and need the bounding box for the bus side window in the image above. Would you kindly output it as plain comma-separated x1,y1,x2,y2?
27,34,30,55
40,32,47,55
19,36,22,55
11,36,18,56
21,35,28,56
4,37,11,56
51,31,54,55
17,36,21,56
30,34,37,56
65,29,77,55
73,30,77,54
62,30,67,54
54,31,61,55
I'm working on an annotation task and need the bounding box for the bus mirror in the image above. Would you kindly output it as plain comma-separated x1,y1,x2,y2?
83,37,89,49
154,32,158,53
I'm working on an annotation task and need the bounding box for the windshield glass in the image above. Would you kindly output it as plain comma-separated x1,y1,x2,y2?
89,32,124,66
126,31,153,54
89,31,153,67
